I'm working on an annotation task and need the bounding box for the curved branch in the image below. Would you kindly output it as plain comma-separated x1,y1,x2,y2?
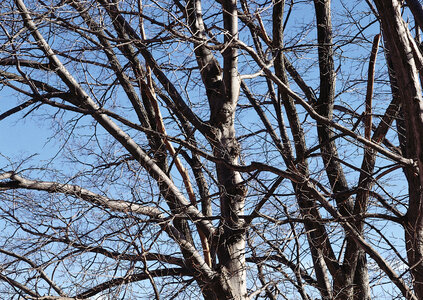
0,172,163,218
235,39,414,167
246,255,318,288
74,268,190,299
14,0,215,239
0,248,66,297
0,273,40,298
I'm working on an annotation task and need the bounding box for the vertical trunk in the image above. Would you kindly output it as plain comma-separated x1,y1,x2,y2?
353,252,371,300
186,0,246,297
273,2,336,298
373,1,423,298
297,197,334,300
272,0,308,169
313,0,352,214
313,1,357,298
214,1,247,298
350,33,382,300
351,94,401,300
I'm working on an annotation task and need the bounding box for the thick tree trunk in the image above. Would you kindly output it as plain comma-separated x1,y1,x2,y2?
373,1,423,298
214,1,247,298
185,0,247,298
313,1,359,298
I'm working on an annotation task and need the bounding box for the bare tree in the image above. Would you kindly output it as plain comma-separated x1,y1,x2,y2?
0,0,422,299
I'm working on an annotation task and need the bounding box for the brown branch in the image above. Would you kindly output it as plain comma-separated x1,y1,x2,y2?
0,248,66,297
365,34,381,140
256,12,271,45
0,99,37,121
139,14,211,267
0,273,40,298
74,268,190,299
96,0,209,136
234,39,414,167
406,0,423,31
36,236,185,266
14,0,215,239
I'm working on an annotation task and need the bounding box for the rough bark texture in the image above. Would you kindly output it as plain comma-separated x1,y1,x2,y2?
2,0,423,299
374,0,423,298
313,1,356,298
215,1,247,298
186,0,246,298
273,2,337,298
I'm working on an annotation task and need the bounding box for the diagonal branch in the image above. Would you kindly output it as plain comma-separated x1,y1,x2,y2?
14,0,215,239
96,0,209,136
0,248,67,297
74,268,190,299
235,39,414,167
0,172,163,218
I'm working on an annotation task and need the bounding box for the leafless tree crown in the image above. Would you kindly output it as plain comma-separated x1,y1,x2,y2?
1,0,423,299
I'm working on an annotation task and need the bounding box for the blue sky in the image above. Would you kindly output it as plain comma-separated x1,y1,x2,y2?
0,88,50,164
0,0,416,298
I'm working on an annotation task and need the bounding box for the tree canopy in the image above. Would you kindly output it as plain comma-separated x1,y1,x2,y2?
1,0,423,299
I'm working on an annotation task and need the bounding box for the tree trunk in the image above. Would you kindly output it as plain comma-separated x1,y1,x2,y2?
213,1,247,298
374,1,423,298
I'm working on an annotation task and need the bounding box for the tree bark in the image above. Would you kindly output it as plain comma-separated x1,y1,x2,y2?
373,1,423,298
185,0,247,298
